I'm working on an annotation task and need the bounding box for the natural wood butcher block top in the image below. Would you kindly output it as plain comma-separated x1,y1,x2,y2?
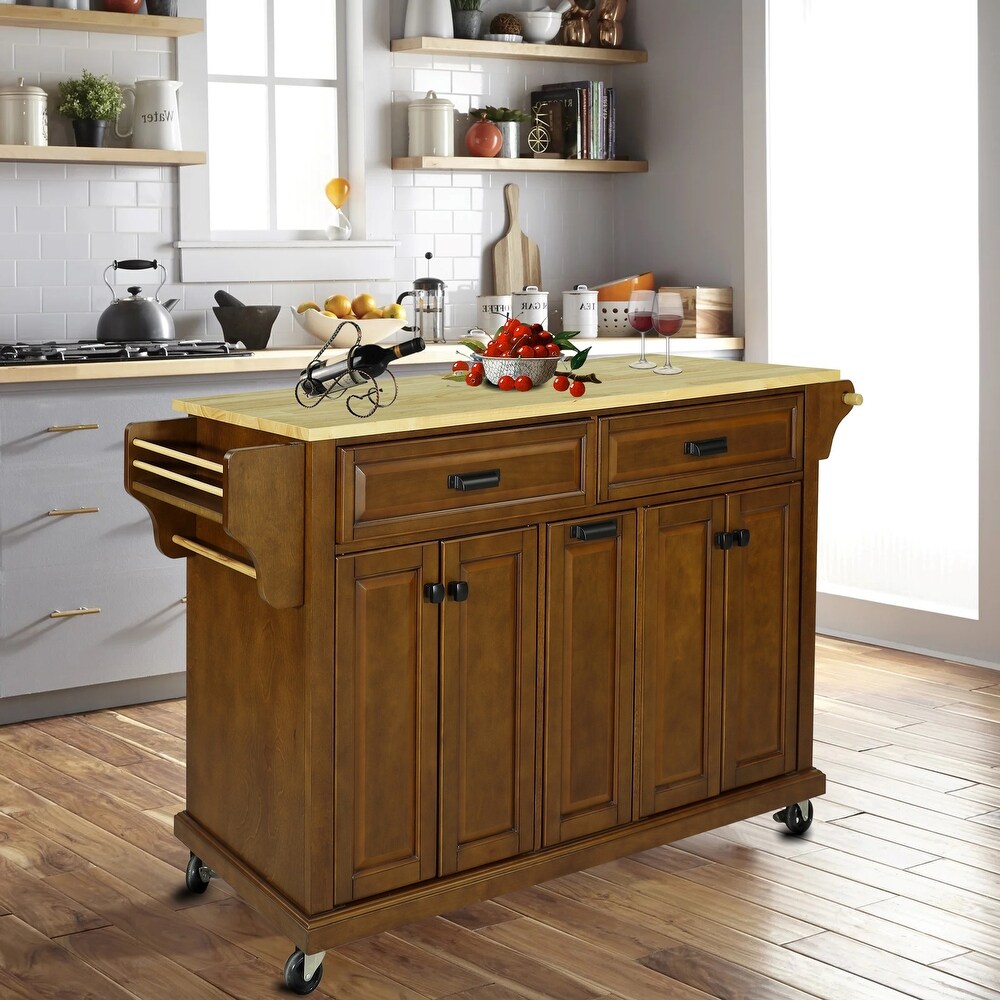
174,356,842,443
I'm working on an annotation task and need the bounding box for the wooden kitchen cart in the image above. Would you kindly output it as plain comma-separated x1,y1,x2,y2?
125,357,858,994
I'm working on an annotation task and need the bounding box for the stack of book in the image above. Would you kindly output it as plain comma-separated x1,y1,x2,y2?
528,81,616,160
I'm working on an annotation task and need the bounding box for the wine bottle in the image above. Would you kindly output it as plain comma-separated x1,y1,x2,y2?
298,337,426,398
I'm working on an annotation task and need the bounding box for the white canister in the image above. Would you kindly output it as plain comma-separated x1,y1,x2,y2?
513,285,548,328
115,79,182,150
407,90,455,157
476,294,512,335
403,0,454,38
562,284,599,338
0,78,48,147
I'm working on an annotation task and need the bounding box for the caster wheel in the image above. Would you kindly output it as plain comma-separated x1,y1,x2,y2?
773,800,814,834
284,950,323,995
184,853,212,894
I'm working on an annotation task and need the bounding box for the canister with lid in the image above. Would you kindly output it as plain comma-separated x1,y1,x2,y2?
407,90,455,157
0,78,48,146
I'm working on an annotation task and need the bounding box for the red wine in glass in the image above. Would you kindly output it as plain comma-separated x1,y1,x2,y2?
627,289,655,369
653,292,683,374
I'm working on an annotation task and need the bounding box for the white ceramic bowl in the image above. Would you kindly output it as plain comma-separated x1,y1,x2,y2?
517,11,562,43
475,353,560,387
292,308,405,348
482,32,523,43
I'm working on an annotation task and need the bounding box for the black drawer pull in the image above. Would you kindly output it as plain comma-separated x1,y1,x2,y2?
424,583,445,605
448,581,470,602
715,531,734,551
684,436,728,457
447,469,501,492
571,519,620,542
733,528,751,548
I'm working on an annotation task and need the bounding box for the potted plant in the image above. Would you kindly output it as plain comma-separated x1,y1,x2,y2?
470,105,530,158
451,0,483,39
57,70,124,148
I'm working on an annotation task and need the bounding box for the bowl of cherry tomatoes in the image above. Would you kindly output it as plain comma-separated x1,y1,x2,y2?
474,318,564,387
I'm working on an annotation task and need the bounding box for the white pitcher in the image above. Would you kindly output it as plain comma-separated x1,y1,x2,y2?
116,79,182,150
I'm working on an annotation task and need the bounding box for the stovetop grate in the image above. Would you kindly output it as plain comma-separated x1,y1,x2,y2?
0,341,254,366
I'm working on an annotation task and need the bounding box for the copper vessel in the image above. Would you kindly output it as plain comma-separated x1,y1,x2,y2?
597,0,628,48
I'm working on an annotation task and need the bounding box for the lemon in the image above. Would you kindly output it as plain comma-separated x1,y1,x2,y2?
362,308,384,320
321,310,338,318
324,293,353,318
352,293,376,319
384,302,406,320
296,301,321,313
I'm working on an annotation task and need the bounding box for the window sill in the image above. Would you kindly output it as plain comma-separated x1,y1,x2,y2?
176,240,398,284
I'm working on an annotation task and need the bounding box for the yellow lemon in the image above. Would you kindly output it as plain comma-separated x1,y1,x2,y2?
351,293,376,319
321,310,338,318
296,300,321,313
324,293,353,318
325,177,350,209
384,302,406,320
362,308,384,320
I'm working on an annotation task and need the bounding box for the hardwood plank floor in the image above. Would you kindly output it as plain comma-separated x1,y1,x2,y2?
1,635,999,998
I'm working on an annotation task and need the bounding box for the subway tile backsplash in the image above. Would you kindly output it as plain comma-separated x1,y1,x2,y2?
1,23,622,346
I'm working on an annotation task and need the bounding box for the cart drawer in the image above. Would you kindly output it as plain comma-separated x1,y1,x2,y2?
339,421,593,542
599,394,802,502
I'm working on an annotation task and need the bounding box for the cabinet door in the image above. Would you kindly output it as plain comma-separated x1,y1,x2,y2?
544,513,636,846
722,483,802,790
334,544,439,903
638,498,725,817
439,529,537,875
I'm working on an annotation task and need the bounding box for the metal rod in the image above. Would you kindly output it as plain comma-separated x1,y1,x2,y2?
133,439,224,474
47,507,100,517
49,607,101,619
46,423,99,433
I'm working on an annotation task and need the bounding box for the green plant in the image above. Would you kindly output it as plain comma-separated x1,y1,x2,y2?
57,70,124,122
451,0,483,10
469,105,531,123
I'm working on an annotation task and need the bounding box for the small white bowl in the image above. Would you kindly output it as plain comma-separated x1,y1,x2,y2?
517,11,562,43
482,33,523,43
292,308,405,348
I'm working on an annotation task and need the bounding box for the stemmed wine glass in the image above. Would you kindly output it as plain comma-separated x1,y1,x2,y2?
653,291,684,375
627,289,656,369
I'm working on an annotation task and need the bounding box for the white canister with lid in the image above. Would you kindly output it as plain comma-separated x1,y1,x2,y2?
562,284,599,338
0,78,48,147
407,90,455,157
403,0,454,38
513,285,548,328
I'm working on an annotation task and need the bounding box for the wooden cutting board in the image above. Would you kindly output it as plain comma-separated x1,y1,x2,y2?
492,183,542,295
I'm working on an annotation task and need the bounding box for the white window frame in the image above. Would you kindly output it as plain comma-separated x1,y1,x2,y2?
176,0,395,282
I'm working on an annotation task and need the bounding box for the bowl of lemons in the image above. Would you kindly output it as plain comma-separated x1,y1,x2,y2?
293,292,407,347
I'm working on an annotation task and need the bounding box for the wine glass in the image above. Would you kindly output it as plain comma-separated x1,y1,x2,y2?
652,291,684,375
627,289,656,369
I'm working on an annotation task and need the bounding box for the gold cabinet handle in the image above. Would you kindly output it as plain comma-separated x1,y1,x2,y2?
49,607,102,619
46,424,99,433
842,393,863,407
47,507,101,517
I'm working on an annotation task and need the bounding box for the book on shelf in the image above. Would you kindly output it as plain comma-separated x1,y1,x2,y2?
530,80,617,160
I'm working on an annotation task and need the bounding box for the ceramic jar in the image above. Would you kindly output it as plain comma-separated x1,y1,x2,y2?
0,78,48,146
513,286,548,327
407,90,455,157
403,0,453,38
562,284,599,338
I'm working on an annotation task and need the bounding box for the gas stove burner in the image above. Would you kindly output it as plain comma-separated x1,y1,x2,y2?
0,340,255,366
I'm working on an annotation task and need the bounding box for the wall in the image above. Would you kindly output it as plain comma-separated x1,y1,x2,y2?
0,0,655,348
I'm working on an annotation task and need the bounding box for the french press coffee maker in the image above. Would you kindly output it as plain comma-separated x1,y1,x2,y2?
396,253,446,343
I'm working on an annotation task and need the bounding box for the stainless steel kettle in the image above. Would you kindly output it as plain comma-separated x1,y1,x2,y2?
97,260,176,342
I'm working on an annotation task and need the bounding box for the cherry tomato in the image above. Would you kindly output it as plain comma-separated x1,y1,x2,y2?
570,380,586,398
514,375,533,392
546,343,561,357
497,375,515,391
452,360,469,372
516,345,535,359
552,375,570,392
470,361,485,377
465,372,484,387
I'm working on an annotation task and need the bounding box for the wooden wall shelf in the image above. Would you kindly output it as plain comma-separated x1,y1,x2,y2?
0,5,202,37
0,144,205,167
392,155,647,174
391,37,646,65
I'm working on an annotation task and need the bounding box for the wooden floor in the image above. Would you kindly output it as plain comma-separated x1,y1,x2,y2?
2,636,1000,999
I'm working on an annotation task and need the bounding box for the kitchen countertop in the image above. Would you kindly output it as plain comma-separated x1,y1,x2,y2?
174,355,839,444
0,338,744,386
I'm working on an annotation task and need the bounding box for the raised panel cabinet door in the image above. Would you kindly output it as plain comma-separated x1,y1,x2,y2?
334,544,439,903
638,498,724,817
544,513,636,846
722,483,802,790
439,528,538,875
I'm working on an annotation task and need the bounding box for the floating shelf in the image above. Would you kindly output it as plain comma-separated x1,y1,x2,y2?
0,5,202,37
391,37,646,65
0,144,205,167
392,155,647,174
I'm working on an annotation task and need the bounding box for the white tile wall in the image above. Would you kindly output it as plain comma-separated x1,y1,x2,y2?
1,17,626,346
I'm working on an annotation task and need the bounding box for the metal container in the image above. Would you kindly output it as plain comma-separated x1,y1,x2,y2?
398,276,446,344
562,283,599,338
407,90,455,157
0,78,48,146
97,260,176,342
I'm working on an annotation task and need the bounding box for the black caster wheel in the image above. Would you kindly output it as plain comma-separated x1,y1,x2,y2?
284,949,323,995
773,800,814,834
184,853,212,894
